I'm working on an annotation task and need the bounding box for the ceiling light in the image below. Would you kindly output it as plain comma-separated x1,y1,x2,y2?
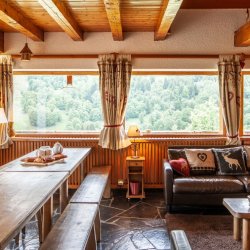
20,38,32,61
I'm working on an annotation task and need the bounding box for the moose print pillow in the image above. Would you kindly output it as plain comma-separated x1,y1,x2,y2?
213,147,247,175
184,149,216,175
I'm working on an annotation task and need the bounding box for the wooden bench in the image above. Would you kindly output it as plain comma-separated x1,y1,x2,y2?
70,165,111,242
170,230,192,250
39,203,98,250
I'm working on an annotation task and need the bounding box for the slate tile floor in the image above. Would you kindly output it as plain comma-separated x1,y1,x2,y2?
5,189,170,250
97,189,170,250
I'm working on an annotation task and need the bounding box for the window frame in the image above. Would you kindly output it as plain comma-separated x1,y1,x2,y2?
241,71,250,136
13,70,224,137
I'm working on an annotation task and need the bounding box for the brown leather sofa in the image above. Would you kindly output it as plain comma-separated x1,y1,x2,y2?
163,146,250,212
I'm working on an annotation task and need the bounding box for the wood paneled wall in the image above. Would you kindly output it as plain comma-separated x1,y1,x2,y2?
0,137,227,189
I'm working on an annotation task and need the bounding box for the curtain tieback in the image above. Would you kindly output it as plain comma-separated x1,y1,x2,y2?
104,124,122,128
228,134,238,139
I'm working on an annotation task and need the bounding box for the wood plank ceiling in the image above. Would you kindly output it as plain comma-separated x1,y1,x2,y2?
0,0,249,46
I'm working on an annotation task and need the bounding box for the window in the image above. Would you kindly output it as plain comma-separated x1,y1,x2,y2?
14,73,220,133
244,75,250,133
13,75,102,132
126,75,220,132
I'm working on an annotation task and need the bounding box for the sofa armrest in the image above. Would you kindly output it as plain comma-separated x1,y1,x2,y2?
163,159,173,208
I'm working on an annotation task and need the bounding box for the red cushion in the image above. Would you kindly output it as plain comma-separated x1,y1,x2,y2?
169,158,190,177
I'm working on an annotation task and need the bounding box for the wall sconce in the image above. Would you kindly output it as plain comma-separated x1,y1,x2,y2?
127,125,142,158
20,39,32,61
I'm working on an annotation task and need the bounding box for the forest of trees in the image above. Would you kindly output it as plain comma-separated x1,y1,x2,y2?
13,75,222,132
244,76,250,131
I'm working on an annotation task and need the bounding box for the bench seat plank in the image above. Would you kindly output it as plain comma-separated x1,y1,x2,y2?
90,166,111,199
40,203,98,250
70,166,111,203
70,174,108,203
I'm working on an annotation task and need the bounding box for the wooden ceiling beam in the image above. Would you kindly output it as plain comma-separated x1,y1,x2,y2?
38,0,83,41
155,0,183,41
234,21,250,47
104,0,123,41
0,32,4,53
0,1,43,41
181,0,250,9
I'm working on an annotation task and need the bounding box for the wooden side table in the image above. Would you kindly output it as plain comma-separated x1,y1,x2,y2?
126,156,145,200
223,198,250,250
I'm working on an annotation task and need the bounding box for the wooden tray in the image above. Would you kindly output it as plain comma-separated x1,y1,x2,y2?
21,158,65,166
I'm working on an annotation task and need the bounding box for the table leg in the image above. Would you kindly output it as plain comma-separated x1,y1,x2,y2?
103,175,111,199
234,217,242,240
36,209,43,244
86,225,97,250
243,218,250,250
60,179,68,213
94,208,101,242
42,196,53,241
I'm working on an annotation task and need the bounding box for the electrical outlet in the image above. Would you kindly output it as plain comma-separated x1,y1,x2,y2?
118,179,124,186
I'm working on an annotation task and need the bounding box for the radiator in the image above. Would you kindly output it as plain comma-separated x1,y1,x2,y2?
0,137,226,188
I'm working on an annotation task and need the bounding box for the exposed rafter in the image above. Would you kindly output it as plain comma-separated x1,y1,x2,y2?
104,0,123,41
0,32,3,52
38,0,83,41
234,21,250,47
0,1,44,41
155,0,183,41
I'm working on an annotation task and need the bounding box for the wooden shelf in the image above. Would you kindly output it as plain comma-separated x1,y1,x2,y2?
126,191,145,199
126,156,145,200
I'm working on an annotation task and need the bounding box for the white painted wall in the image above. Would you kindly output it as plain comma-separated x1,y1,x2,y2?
4,9,250,71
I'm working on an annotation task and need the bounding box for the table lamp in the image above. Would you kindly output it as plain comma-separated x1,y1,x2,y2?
127,125,142,158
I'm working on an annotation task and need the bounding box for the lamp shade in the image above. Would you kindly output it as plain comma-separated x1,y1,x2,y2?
127,125,141,137
20,42,32,61
0,108,8,124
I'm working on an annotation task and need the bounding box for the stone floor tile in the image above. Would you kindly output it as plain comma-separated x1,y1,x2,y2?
131,231,155,249
100,205,125,221
116,202,159,219
101,198,112,207
158,208,167,219
142,228,170,250
108,217,166,230
100,222,132,244
109,233,138,250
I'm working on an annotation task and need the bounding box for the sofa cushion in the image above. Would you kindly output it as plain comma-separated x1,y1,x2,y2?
236,175,250,192
213,147,247,175
168,149,187,161
173,176,244,194
169,158,190,177
168,148,187,160
185,149,216,175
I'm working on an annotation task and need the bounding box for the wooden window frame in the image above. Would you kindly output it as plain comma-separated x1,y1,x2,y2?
242,71,250,136
13,70,224,137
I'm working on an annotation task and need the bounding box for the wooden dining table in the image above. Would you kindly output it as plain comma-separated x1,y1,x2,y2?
0,171,68,250
0,147,92,249
1,147,91,211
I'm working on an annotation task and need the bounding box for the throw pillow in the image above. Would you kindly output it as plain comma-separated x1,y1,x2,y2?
168,149,187,161
184,149,216,175
213,147,247,175
169,158,190,177
243,146,250,170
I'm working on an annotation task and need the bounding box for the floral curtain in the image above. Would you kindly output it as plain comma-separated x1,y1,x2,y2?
218,55,242,145
98,54,132,150
0,55,14,149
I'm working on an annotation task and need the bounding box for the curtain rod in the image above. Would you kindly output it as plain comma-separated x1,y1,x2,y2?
10,54,250,59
